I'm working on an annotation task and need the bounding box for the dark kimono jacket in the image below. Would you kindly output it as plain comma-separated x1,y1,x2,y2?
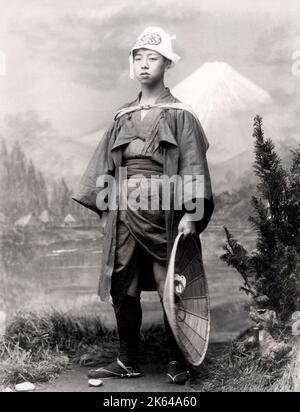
72,88,214,302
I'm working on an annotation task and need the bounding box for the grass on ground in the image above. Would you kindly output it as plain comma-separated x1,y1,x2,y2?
0,310,298,391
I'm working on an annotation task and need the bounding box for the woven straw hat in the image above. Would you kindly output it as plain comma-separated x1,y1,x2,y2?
163,232,210,366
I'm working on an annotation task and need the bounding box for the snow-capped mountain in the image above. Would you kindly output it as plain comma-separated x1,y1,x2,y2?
171,61,272,165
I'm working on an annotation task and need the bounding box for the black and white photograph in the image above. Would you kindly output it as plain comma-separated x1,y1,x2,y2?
0,0,299,395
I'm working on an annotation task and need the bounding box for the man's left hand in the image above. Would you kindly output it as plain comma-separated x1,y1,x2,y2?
178,213,196,238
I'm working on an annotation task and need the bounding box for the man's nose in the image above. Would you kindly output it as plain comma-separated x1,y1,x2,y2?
141,59,149,69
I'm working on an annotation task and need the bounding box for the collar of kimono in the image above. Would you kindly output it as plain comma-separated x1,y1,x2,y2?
114,102,209,150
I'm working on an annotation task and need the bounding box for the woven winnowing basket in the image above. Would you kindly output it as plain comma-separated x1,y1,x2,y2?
163,232,210,366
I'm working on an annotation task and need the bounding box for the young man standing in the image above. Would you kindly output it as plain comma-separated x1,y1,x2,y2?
72,27,214,384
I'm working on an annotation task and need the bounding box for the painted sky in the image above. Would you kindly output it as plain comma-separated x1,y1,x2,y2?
0,0,299,139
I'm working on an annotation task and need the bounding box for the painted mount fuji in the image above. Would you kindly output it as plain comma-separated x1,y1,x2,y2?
171,62,276,192
172,61,272,164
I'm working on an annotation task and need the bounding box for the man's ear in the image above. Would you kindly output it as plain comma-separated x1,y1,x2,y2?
164,58,172,71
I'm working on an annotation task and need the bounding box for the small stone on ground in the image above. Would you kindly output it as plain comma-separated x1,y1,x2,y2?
15,382,36,392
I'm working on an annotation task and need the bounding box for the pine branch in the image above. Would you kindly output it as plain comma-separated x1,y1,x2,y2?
221,226,256,296
221,116,300,320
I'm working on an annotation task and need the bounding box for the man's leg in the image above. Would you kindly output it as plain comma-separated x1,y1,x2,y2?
153,261,166,300
127,272,140,298
111,220,142,366
88,218,143,379
153,261,185,363
153,261,189,384
115,272,142,365
87,272,142,379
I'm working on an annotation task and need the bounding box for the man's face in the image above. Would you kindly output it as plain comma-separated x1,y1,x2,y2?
133,48,169,85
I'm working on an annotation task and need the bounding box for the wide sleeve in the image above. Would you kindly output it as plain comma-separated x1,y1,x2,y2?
176,109,214,233
71,123,115,217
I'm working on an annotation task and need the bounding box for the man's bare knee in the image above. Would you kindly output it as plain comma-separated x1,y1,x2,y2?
153,261,166,299
156,279,165,299
127,273,140,297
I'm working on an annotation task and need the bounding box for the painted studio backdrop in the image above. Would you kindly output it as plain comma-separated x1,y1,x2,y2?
0,0,299,341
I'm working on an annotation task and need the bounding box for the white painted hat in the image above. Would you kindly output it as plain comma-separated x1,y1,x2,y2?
129,26,181,79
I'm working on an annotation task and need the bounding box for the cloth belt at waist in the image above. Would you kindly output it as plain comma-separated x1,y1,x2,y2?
122,158,163,178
